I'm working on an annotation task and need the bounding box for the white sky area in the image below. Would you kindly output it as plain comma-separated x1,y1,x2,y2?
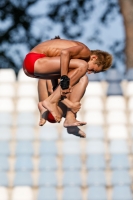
27,0,125,72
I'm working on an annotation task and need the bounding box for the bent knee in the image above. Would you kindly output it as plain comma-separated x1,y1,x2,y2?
80,75,89,86
78,60,88,73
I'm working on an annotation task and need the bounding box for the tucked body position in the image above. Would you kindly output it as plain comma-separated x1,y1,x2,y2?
23,36,113,128
38,75,88,137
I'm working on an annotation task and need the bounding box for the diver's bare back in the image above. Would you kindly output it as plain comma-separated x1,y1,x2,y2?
30,39,91,60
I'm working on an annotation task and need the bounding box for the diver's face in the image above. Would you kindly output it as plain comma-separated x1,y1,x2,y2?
87,55,102,74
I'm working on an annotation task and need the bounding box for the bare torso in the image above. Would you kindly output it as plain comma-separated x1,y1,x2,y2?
30,39,90,60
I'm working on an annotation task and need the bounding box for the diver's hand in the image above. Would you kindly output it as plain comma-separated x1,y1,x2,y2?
60,86,72,96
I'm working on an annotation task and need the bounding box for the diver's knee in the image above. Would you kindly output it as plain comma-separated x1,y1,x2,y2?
80,75,89,87
79,61,88,75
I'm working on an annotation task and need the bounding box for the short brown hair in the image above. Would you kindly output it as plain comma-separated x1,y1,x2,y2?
91,50,113,71
51,36,61,40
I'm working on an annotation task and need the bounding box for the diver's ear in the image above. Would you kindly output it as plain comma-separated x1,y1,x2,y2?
90,54,98,60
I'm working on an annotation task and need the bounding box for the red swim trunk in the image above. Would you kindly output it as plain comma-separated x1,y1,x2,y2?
23,52,56,123
47,112,56,123
23,52,46,77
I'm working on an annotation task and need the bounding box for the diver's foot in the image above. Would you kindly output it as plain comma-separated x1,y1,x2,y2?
67,126,86,138
38,102,48,126
64,118,87,128
42,99,61,122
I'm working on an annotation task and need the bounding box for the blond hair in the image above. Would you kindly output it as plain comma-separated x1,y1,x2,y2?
91,50,113,71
